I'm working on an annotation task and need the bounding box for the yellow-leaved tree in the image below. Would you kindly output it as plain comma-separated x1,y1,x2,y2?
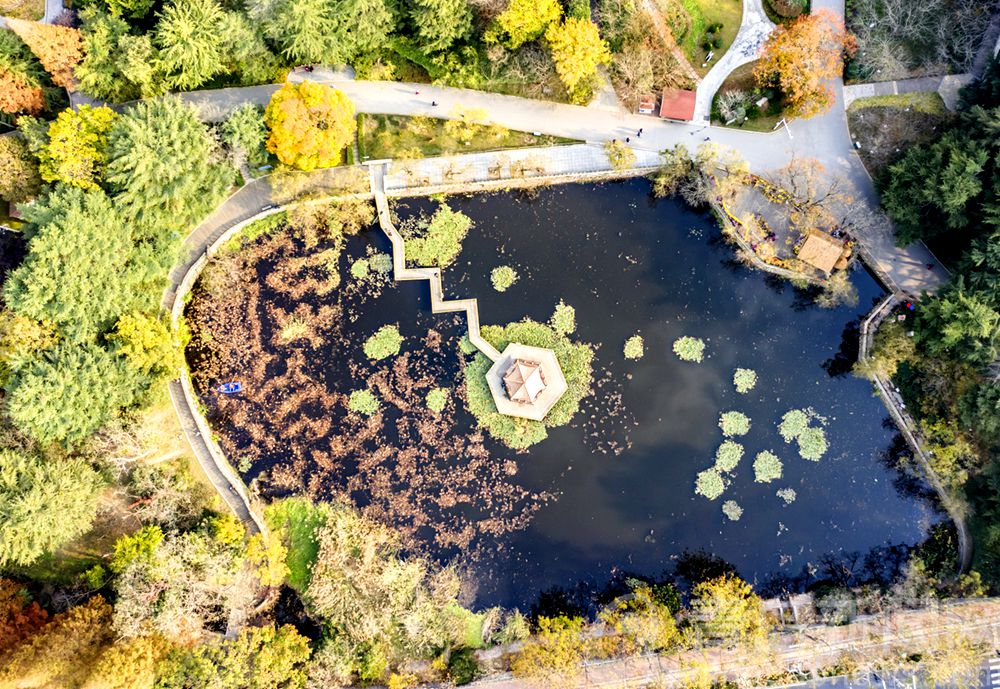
5,18,83,90
38,104,118,189
753,9,856,119
488,0,562,49
264,82,356,171
545,17,611,105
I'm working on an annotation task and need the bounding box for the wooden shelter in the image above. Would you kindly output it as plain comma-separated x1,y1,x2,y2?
503,359,547,404
659,88,697,121
798,229,848,273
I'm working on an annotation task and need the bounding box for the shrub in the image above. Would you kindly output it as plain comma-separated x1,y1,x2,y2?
549,300,576,335
462,306,594,449
776,488,797,504
623,335,644,360
714,441,744,472
753,451,782,483
722,500,743,521
348,389,380,416
778,409,809,442
490,265,518,292
604,139,636,171
363,325,403,361
718,411,750,437
733,368,757,393
797,426,828,461
695,468,726,500
673,336,705,362
425,387,449,413
447,647,479,685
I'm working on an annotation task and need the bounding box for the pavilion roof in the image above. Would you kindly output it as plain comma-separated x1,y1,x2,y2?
503,359,547,404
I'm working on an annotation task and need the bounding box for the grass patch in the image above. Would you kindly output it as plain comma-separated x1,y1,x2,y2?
848,92,948,116
711,60,785,131
360,114,573,160
263,497,330,593
679,0,742,77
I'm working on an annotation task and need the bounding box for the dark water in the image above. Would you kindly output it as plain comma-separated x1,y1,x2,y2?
379,179,940,607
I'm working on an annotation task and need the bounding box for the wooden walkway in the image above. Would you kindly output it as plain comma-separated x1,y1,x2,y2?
368,161,501,362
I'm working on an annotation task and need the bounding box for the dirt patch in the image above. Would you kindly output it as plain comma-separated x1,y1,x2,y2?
186,226,549,555
847,103,952,182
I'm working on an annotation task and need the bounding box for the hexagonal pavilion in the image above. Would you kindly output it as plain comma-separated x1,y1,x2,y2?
486,343,568,421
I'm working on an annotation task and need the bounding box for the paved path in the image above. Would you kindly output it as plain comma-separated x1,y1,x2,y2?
369,161,501,361
692,0,775,122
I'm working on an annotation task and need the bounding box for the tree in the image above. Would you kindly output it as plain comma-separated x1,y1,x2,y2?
509,616,585,688
5,342,137,446
82,634,174,689
0,597,114,688
264,82,356,171
754,9,856,118
155,625,311,689
221,103,268,168
154,0,226,90
106,96,232,245
488,0,561,49
545,17,611,104
3,186,139,339
38,105,118,189
690,574,770,648
604,139,635,171
918,284,1000,366
250,0,339,64
0,28,47,115
75,9,168,102
0,136,41,204
918,632,984,689
0,448,103,568
409,0,472,52
5,18,83,89
218,12,281,86
108,312,183,384
102,0,156,19
0,580,48,655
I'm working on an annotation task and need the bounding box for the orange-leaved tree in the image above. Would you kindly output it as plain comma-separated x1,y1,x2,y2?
264,81,356,171
6,18,83,90
753,8,856,119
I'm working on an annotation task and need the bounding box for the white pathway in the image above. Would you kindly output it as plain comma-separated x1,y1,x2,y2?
692,0,775,123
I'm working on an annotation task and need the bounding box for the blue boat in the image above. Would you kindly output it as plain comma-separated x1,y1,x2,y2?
218,382,243,394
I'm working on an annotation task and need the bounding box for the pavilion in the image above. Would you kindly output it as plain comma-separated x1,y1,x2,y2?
486,343,568,421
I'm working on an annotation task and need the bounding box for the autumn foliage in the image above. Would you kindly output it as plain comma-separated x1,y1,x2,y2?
545,17,610,104
264,81,356,170
754,9,856,119
6,18,83,90
0,580,48,656
0,70,44,115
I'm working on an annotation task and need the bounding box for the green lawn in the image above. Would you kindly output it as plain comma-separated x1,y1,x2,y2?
264,497,329,593
679,0,743,77
359,114,574,161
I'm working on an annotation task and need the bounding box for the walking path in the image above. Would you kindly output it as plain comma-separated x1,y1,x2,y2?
692,0,775,122
369,160,501,362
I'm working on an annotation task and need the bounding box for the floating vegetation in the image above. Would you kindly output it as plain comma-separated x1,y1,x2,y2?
623,335,644,360
719,411,751,437
348,389,380,416
733,368,757,394
797,426,828,461
753,451,782,483
401,203,472,268
350,258,370,280
673,336,705,362
549,299,576,336
778,408,829,460
714,440,744,472
490,265,519,292
278,316,311,344
777,488,797,504
722,500,743,521
363,324,403,360
696,468,727,500
425,387,449,413
368,252,392,274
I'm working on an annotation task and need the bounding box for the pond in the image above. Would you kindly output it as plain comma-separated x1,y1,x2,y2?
188,179,942,610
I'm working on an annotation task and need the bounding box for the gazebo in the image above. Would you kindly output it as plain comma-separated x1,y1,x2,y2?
486,344,568,421
798,229,849,273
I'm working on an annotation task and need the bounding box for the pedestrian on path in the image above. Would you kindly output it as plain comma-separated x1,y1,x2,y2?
637,128,643,138
431,101,437,106
704,136,710,141
626,137,630,143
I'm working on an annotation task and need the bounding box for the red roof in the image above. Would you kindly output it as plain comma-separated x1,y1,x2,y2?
659,88,696,121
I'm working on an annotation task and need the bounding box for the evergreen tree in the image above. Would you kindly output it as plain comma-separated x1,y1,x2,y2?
0,29,46,115
5,18,83,89
218,11,281,86
251,0,340,64
37,105,118,189
408,0,471,52
0,135,41,204
154,0,226,90
0,448,104,567
76,9,168,102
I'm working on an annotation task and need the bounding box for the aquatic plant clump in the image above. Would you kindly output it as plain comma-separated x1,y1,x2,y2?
368,252,393,274
350,258,370,280
714,441,744,472
797,426,828,461
733,368,757,393
722,500,743,521
426,387,449,413
462,305,594,449
718,411,750,437
402,203,473,268
695,468,726,500
673,336,705,362
490,265,519,292
623,335,644,360
753,451,782,483
348,389,380,416
778,409,810,442
777,488,797,504
363,324,403,361
549,299,576,335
